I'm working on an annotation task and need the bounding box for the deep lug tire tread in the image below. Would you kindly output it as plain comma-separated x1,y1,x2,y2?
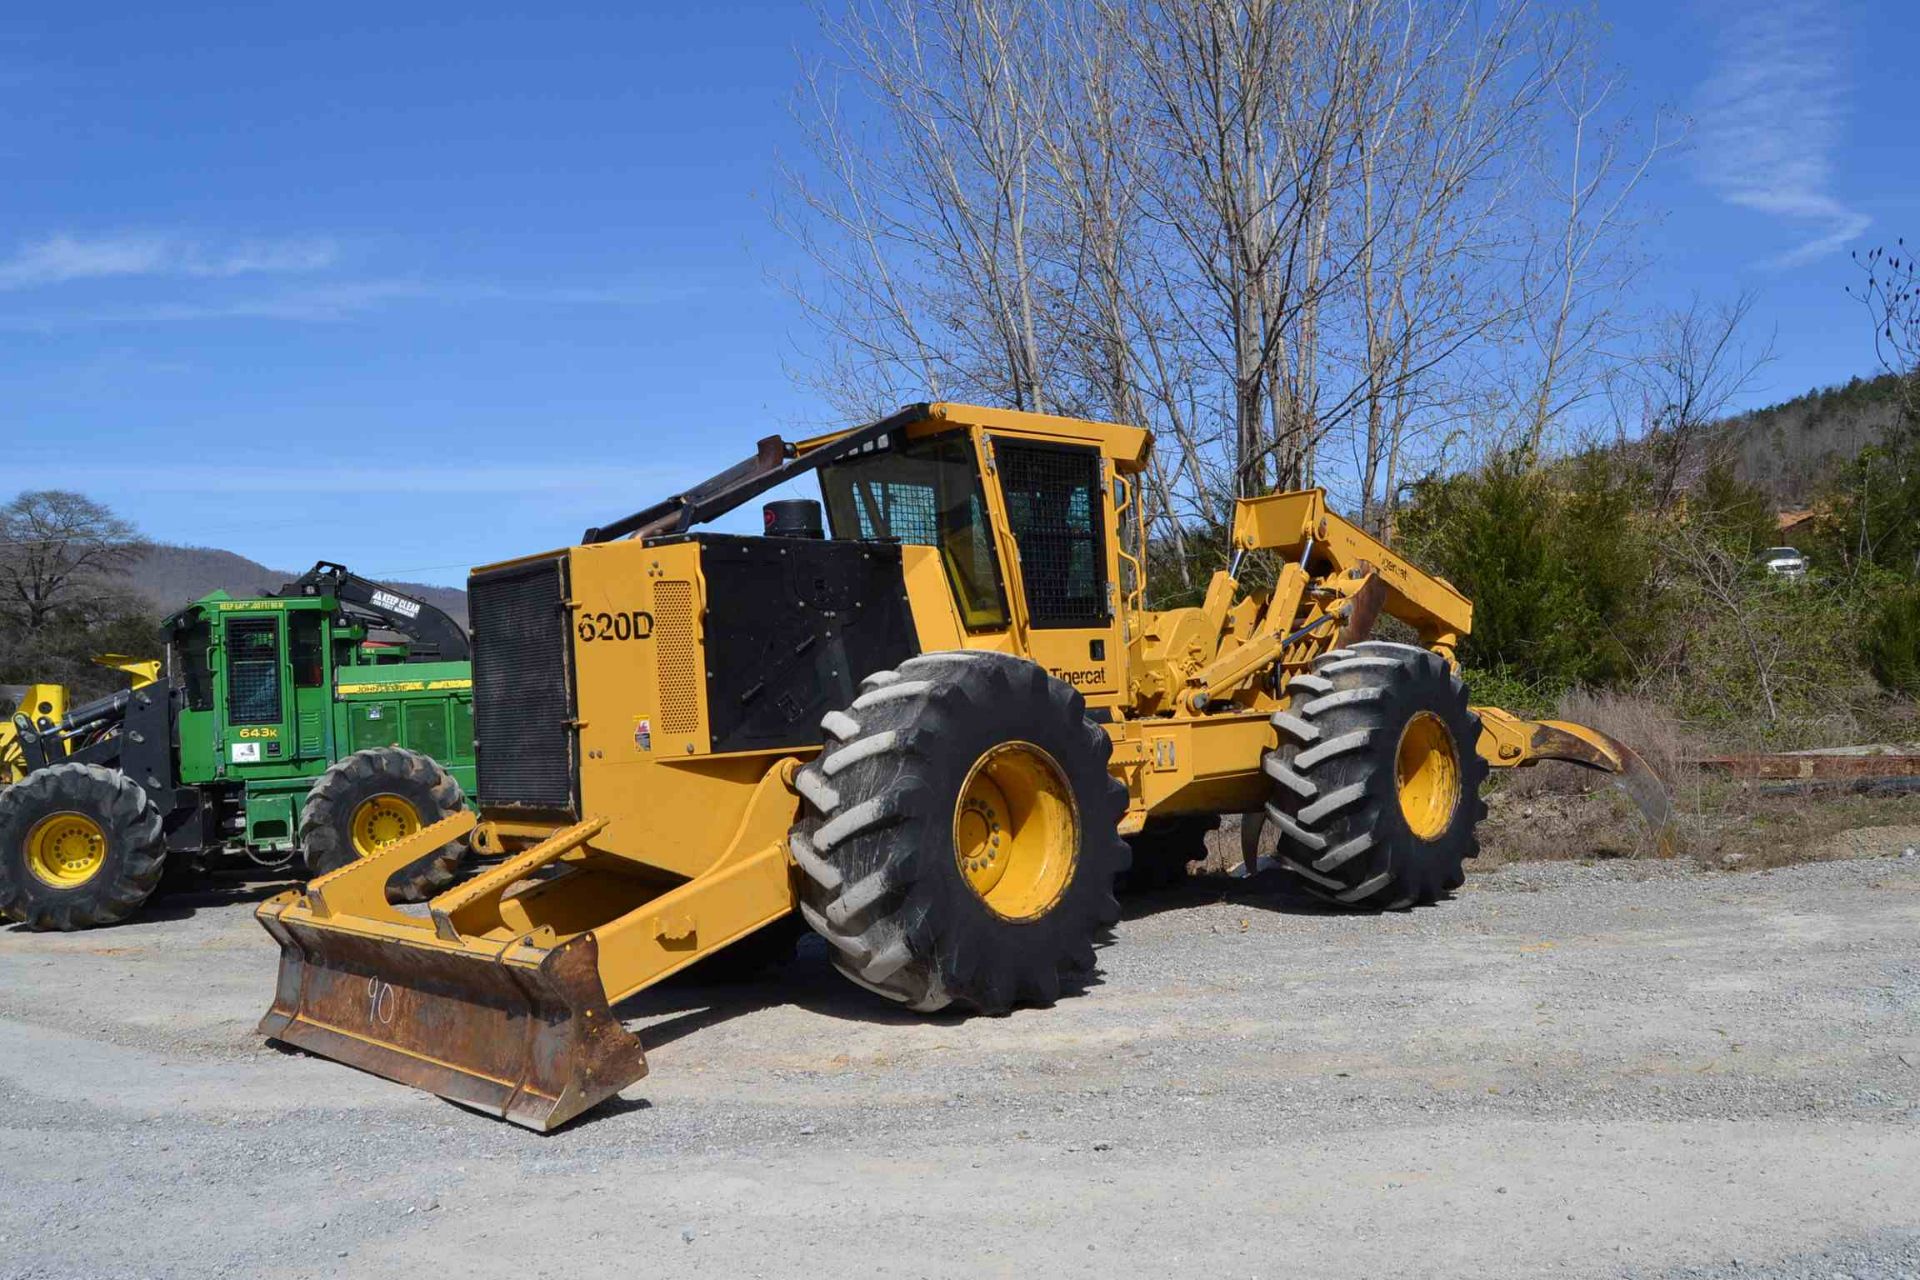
791,651,1129,1014
0,762,166,930
299,746,468,902
1264,644,1488,909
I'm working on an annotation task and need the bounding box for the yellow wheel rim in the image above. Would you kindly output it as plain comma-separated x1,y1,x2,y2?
952,741,1078,922
25,812,108,888
349,794,421,857
1396,711,1461,841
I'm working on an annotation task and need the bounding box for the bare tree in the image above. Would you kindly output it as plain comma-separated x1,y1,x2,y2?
1631,291,1774,511
0,491,145,633
780,0,1670,555
1508,46,1681,462
1849,237,1920,418
1327,0,1572,531
774,0,1067,417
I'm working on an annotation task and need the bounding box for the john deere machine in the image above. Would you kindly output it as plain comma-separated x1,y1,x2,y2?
256,403,1670,1130
0,564,476,930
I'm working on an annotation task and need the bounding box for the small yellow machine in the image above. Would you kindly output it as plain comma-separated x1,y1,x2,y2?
258,403,1669,1129
2,657,161,785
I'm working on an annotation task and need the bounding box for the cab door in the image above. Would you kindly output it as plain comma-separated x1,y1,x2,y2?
220,611,295,774
981,434,1125,704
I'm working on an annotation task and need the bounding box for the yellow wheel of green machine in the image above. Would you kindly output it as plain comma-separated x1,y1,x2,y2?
348,794,422,856
791,650,1129,1014
0,763,166,930
300,747,468,903
26,812,109,887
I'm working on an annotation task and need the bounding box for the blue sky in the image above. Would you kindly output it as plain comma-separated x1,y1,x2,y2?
2,0,1911,586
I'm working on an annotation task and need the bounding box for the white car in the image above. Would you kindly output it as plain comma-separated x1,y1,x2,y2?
1760,546,1808,580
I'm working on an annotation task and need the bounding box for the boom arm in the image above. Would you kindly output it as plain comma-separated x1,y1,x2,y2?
277,562,470,662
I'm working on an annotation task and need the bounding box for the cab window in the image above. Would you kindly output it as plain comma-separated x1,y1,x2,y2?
995,440,1109,628
818,432,1010,632
225,618,283,725
290,612,326,688
176,619,214,712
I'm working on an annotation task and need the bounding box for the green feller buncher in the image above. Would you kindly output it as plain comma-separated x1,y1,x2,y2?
0,563,477,930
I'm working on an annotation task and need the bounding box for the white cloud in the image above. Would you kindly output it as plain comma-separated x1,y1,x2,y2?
0,277,694,331
0,233,337,290
32,460,695,497
1695,0,1868,267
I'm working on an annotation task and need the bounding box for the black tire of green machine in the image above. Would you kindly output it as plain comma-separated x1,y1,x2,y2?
0,762,165,931
299,746,469,903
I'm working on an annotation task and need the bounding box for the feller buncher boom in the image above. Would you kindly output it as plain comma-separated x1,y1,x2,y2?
258,402,1672,1130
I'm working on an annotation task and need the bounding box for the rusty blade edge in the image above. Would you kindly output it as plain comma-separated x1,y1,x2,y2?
256,901,649,1132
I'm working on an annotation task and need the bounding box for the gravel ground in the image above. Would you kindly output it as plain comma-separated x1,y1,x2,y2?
2,850,1916,1279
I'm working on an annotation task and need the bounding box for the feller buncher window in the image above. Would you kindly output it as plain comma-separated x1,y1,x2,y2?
818,432,1010,632
225,617,282,726
995,439,1109,628
290,612,325,688
177,618,214,712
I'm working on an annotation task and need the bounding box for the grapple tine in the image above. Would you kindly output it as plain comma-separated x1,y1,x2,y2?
257,894,648,1132
1477,711,1678,855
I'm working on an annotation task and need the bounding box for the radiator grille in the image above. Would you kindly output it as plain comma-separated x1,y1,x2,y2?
470,556,574,811
654,581,699,734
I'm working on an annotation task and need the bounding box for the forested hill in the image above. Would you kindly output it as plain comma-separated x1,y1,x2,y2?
129,545,469,629
1721,371,1907,504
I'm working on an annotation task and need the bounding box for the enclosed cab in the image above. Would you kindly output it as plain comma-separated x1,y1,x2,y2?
165,592,475,855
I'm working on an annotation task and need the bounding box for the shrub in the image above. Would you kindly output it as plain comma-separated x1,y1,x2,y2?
1864,584,1920,695
1397,448,1658,690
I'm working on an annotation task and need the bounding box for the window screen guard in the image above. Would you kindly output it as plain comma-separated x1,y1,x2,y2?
995,440,1110,629
226,617,283,726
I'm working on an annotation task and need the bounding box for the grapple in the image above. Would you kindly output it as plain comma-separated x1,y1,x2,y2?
1474,707,1677,852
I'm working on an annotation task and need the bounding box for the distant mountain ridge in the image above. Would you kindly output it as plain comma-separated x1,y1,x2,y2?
128,545,469,629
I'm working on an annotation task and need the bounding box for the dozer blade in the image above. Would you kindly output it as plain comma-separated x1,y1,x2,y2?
258,905,647,1131
255,814,648,1132
1476,707,1677,853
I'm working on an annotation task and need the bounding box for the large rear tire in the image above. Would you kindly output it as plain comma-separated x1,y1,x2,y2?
300,747,468,902
1264,641,1487,908
790,651,1129,1013
0,763,165,930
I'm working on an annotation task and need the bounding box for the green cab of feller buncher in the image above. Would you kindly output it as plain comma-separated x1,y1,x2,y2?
168,590,476,852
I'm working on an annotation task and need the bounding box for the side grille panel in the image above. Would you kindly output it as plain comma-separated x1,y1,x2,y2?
470,556,574,813
654,581,699,734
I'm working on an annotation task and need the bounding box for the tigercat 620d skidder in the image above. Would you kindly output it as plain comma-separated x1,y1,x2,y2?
258,402,1671,1130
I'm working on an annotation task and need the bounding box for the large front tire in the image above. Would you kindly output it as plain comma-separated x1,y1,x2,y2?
300,747,468,902
791,651,1129,1013
0,763,165,930
1264,641,1488,908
